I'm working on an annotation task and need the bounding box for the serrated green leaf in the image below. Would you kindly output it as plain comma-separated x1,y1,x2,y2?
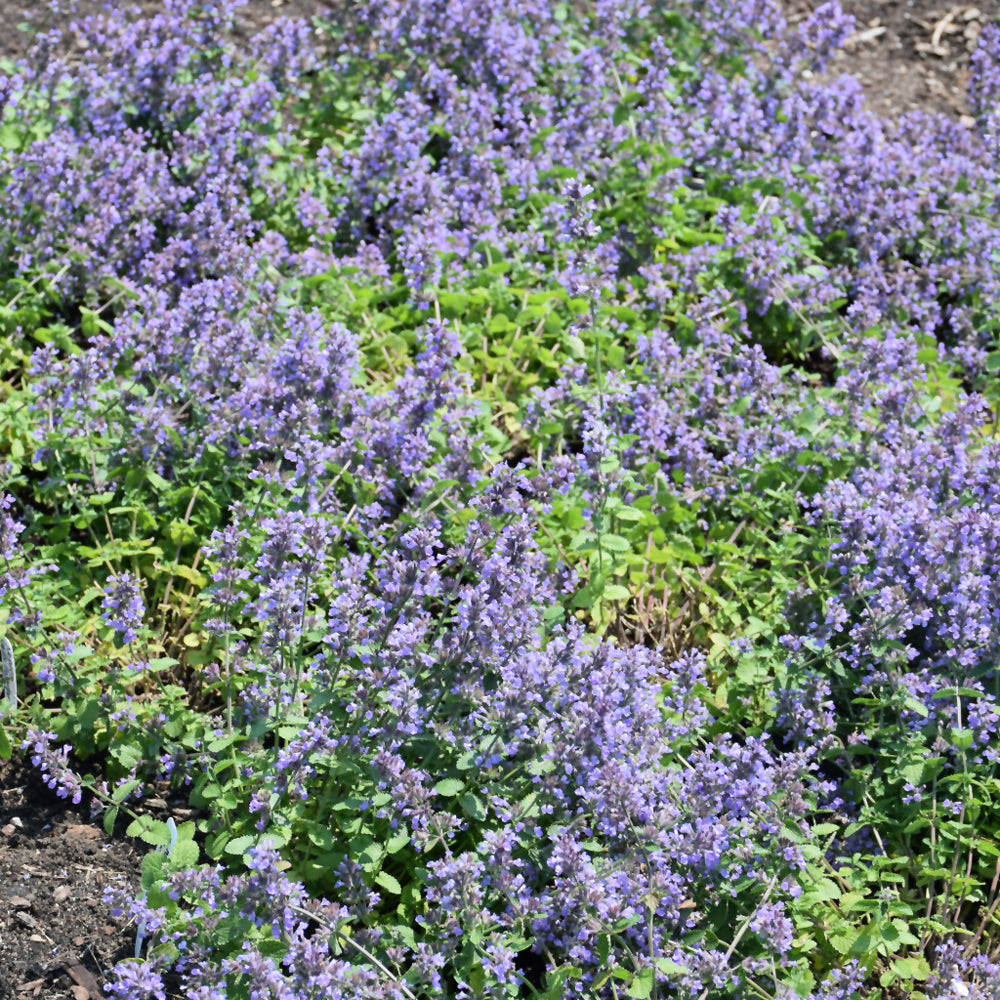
350,834,383,870
112,779,141,804
170,839,199,868
434,778,464,797
385,831,411,855
810,822,839,837
205,830,229,858
375,871,402,895
655,958,687,975
140,851,166,890
127,816,172,847
459,792,486,821
146,471,171,491
890,955,930,980
625,968,653,998
225,834,258,855
597,533,630,553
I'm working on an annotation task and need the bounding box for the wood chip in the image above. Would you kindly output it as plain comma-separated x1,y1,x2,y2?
64,824,101,840
53,885,72,903
14,911,38,929
927,74,952,97
65,958,103,1000
932,9,960,48
9,896,32,908
915,40,950,57
853,26,887,44
71,988,91,1000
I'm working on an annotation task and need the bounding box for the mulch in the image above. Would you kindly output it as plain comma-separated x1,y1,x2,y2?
0,757,142,1000
0,0,995,995
787,0,1000,121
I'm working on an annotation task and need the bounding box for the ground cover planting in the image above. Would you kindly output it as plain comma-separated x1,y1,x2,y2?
5,0,1000,996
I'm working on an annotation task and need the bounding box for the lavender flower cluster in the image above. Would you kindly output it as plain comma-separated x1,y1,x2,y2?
102,479,830,997
4,0,1000,996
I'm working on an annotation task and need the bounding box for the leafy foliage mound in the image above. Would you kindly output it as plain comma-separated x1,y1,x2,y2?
4,1,1000,997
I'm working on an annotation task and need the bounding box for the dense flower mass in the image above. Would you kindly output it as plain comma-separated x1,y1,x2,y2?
4,0,1000,996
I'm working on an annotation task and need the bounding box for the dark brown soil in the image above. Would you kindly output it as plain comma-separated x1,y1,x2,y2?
0,0,333,66
785,0,1000,121
0,757,142,1000
0,0,995,996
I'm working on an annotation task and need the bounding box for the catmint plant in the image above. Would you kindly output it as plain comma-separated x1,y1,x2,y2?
7,0,1000,995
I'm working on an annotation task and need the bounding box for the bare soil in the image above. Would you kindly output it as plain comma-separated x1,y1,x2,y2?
0,0,996,995
0,757,142,1000
786,0,1000,121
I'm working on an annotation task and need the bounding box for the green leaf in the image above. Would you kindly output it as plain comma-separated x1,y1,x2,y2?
385,831,411,855
810,823,839,837
625,968,653,999
828,929,855,956
801,877,841,902
932,686,983,699
205,830,230,858
459,792,486,821
0,124,23,150
598,533,631,553
112,780,141,804
140,851,166,890
350,834,383,871
434,778,464,797
890,955,930,981
170,839,199,868
0,726,10,761
225,834,258,856
126,816,172,847
375,871,402,895
655,958,688,975
146,470,171,491
612,505,645,524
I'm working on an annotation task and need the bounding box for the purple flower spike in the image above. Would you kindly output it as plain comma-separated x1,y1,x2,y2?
101,572,145,646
